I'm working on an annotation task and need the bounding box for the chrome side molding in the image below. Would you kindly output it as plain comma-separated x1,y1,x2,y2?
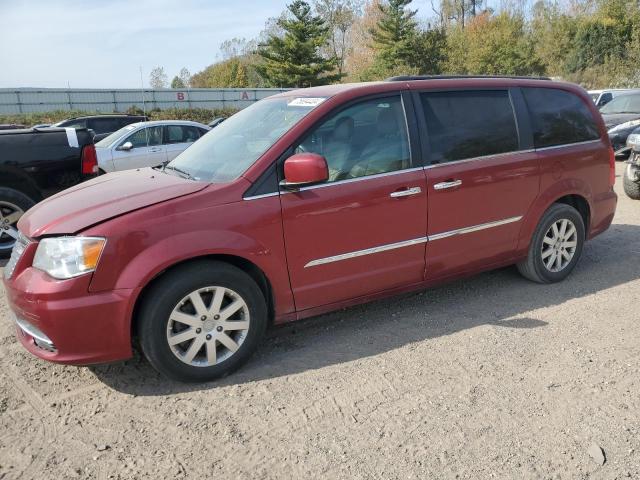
305,236,429,268
428,216,522,241
304,215,523,268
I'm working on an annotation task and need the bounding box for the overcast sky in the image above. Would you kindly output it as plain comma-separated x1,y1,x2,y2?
1,0,447,89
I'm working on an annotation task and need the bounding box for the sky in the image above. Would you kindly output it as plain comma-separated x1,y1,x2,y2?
0,0,441,89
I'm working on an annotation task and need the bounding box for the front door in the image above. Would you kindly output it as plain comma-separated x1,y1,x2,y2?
112,125,167,171
280,94,428,312
415,89,540,278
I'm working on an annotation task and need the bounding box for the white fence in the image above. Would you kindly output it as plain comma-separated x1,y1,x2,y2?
0,88,292,114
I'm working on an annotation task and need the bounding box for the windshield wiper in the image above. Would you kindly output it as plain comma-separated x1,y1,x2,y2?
162,163,195,180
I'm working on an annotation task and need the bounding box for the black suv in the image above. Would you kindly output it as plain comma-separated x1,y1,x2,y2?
53,114,148,141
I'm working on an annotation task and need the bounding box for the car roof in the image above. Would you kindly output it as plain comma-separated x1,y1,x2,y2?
62,114,147,120
272,76,581,102
125,120,211,129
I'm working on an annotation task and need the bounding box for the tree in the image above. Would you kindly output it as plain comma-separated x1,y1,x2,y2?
178,67,191,88
257,0,341,87
314,0,362,77
171,76,186,88
149,66,168,89
190,58,252,88
365,0,420,79
445,12,544,75
343,0,385,81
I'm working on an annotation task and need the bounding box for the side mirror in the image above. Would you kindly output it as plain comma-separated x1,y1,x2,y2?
118,141,133,151
281,153,328,190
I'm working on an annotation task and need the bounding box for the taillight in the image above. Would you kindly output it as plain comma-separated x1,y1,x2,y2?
81,144,98,175
608,145,615,187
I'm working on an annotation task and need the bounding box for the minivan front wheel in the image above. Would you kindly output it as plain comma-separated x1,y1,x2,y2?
517,203,585,284
138,261,267,382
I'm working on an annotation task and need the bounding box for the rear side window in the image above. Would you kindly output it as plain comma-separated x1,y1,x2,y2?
419,90,519,163
522,88,599,148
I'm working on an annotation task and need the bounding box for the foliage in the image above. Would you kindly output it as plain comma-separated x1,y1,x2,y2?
256,0,342,87
0,108,239,128
171,76,186,89
445,12,544,76
149,66,168,89
313,0,362,77
191,58,253,88
363,0,420,79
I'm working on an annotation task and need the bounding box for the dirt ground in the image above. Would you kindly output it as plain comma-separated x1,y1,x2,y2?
1,162,640,480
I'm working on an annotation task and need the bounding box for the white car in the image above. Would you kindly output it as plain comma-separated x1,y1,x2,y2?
95,120,210,173
588,89,640,108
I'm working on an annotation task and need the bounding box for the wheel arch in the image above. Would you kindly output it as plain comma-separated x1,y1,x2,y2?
517,189,592,256
0,166,43,202
130,253,275,341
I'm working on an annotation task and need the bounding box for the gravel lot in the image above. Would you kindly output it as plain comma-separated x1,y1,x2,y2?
1,162,639,480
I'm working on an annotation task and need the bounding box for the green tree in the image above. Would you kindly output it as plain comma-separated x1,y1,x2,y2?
190,58,253,88
445,12,544,76
170,76,186,89
257,0,341,87
365,0,420,78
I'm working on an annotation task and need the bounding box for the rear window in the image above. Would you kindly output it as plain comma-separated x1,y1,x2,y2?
522,88,600,148
419,90,519,163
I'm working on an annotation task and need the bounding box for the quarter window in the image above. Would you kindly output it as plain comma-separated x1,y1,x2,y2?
419,90,519,163
522,87,599,148
295,95,411,182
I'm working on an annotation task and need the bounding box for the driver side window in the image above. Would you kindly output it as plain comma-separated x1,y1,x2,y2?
124,126,162,148
295,95,411,183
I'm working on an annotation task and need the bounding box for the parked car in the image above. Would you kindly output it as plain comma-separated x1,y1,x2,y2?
600,92,640,158
53,114,148,142
623,127,640,199
208,117,226,128
3,77,616,382
95,120,210,173
588,89,639,108
0,127,97,257
0,124,26,130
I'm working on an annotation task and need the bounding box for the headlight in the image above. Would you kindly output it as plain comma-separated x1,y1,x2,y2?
608,120,640,135
33,237,106,279
627,133,640,147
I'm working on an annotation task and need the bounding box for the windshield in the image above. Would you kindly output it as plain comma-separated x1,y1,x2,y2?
95,124,138,147
600,94,640,114
166,96,326,182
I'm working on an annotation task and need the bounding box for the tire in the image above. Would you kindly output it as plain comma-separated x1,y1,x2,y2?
138,260,267,382
0,187,36,258
623,164,640,200
517,203,585,284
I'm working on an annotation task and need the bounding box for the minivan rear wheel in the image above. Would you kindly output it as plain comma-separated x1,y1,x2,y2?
517,203,585,284
138,261,267,382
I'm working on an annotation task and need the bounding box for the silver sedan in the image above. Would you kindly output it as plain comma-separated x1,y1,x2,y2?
95,120,210,173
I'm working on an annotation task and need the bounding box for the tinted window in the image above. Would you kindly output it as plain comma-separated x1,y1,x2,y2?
57,119,86,129
523,88,599,148
295,95,411,182
419,90,518,163
88,118,121,134
164,125,201,144
124,126,162,147
597,92,612,107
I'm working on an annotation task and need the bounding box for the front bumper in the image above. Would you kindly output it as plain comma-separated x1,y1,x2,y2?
4,265,135,365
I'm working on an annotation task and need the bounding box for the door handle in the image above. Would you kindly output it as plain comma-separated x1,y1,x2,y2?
150,147,162,153
433,180,462,190
390,186,422,198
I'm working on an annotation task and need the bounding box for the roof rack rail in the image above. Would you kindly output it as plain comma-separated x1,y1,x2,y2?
386,75,552,82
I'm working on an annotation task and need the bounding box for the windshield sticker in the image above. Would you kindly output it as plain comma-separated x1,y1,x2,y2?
287,97,326,107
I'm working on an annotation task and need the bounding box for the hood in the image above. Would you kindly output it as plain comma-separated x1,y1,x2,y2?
602,113,640,130
19,168,209,238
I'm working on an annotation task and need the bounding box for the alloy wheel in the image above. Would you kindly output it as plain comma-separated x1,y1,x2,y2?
541,218,577,272
166,286,250,367
0,201,24,250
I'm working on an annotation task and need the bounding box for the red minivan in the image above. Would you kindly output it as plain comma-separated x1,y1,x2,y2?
3,77,617,382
